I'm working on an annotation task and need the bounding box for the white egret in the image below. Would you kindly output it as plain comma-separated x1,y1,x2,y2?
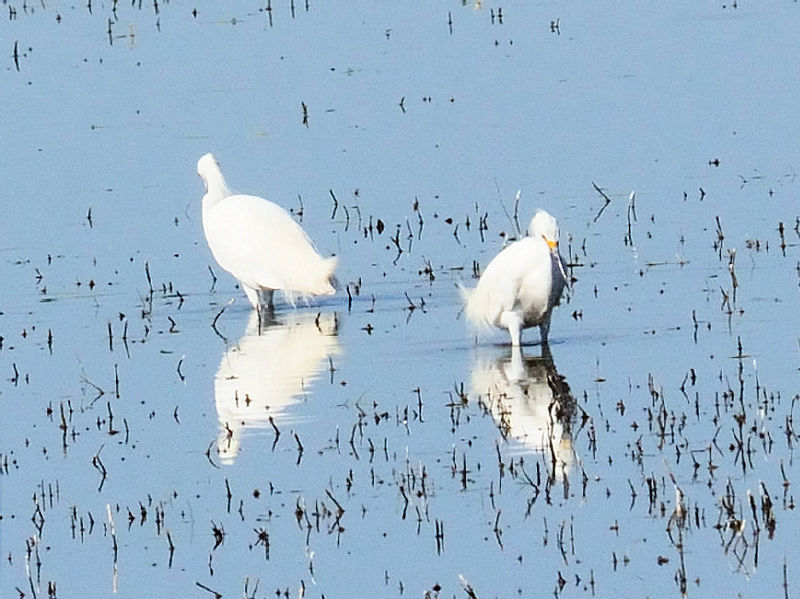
462,209,568,346
198,153,337,312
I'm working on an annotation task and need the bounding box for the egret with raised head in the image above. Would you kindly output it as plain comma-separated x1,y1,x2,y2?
462,209,568,346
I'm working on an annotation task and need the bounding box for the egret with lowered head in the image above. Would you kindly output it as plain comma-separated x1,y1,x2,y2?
462,209,568,346
198,153,337,314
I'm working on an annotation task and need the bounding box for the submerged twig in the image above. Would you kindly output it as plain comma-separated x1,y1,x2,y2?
592,181,612,223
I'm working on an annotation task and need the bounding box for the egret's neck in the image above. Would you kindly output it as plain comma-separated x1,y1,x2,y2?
203,171,232,209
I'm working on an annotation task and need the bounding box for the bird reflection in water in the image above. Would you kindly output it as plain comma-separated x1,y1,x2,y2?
214,310,339,464
471,345,581,487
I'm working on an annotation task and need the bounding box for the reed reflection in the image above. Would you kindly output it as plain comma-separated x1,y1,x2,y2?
471,345,579,484
214,310,339,464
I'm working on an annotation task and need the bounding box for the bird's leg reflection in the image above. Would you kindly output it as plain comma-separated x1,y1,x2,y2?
258,288,275,311
214,310,340,464
240,286,278,333
471,344,578,485
255,300,276,335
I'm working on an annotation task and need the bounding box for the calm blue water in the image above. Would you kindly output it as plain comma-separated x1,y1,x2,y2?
3,1,799,597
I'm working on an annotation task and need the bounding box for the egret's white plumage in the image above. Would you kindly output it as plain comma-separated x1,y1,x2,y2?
462,209,567,346
198,153,337,311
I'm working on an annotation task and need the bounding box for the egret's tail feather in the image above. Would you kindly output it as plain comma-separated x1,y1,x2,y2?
276,255,338,305
459,282,491,331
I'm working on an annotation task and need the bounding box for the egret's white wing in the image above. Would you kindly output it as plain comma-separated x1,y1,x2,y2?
204,194,320,291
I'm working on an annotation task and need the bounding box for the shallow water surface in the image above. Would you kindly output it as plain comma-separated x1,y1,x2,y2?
2,1,800,598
